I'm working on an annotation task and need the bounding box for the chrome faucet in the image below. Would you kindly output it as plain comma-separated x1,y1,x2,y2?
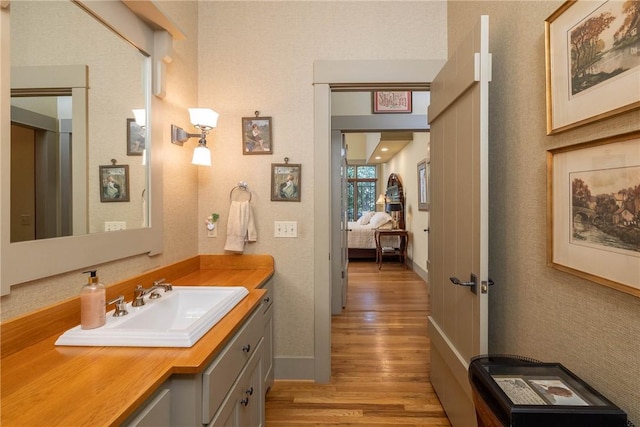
107,295,128,317
132,279,173,307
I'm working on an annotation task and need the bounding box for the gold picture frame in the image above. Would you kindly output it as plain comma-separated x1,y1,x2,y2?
547,130,640,297
545,0,640,134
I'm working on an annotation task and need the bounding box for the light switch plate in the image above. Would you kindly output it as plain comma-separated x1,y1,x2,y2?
105,221,126,232
274,221,297,238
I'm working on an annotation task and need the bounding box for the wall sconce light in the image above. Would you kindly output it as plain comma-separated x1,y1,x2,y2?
171,108,219,166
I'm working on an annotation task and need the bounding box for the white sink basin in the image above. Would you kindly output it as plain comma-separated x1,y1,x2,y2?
55,286,249,348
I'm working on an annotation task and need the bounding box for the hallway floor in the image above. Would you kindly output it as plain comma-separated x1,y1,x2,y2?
265,261,451,426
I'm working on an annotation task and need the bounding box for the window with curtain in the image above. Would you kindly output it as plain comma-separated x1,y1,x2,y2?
347,165,377,221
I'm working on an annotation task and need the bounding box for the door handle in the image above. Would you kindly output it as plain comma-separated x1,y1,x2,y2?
449,274,477,294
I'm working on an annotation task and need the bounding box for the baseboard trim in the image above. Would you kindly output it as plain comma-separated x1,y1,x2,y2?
411,259,428,283
274,356,315,380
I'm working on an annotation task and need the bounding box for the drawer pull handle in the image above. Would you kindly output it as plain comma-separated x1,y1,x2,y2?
240,397,249,407
263,297,271,303
245,387,254,396
242,344,251,353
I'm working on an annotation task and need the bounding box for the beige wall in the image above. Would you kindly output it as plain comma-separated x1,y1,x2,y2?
382,133,430,276
194,1,446,361
448,1,640,422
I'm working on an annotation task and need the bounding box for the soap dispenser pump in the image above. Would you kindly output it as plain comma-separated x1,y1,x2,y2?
80,270,106,329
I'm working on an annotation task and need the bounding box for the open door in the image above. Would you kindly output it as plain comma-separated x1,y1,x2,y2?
427,15,491,427
331,130,348,314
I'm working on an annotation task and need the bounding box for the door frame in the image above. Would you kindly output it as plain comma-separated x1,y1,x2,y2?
313,59,445,381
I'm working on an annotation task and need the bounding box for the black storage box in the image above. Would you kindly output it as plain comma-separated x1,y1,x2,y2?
469,355,627,427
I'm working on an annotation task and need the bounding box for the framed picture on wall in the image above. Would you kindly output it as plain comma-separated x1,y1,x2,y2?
545,0,640,134
271,163,301,202
547,130,640,298
417,159,429,211
372,91,412,113
100,164,130,202
242,116,272,154
126,118,145,156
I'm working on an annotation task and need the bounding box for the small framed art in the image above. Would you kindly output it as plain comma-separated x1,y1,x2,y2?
417,159,429,211
372,91,412,113
242,116,272,154
126,118,145,156
271,163,301,202
100,164,130,202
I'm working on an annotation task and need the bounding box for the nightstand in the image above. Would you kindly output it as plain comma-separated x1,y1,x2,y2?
375,229,409,270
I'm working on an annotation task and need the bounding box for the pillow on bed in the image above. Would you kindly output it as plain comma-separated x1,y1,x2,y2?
357,211,376,225
369,212,392,228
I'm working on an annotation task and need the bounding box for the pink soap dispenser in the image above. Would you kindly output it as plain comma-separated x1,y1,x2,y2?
80,270,106,329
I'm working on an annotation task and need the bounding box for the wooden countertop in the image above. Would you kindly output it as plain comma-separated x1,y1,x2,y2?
0,255,274,427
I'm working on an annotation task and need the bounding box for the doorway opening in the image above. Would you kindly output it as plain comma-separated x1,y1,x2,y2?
313,59,444,382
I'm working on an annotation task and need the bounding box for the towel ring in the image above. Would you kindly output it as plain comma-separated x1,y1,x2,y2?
230,182,252,202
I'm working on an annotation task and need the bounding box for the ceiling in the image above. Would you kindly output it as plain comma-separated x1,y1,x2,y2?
346,131,414,164
367,132,413,164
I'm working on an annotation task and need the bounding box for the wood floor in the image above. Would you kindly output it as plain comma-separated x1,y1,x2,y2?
265,261,451,426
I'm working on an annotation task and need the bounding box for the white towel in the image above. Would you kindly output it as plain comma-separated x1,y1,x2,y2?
224,201,257,252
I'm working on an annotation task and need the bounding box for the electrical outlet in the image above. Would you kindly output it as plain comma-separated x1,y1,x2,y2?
207,227,217,238
274,221,298,238
105,221,126,232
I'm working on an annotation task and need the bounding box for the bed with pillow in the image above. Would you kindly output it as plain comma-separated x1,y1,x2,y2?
347,211,393,259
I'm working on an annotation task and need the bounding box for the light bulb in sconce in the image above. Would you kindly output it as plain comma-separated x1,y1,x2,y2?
192,142,212,166
132,109,146,128
171,108,218,166
188,108,219,130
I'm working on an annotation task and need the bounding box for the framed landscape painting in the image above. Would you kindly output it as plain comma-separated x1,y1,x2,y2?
545,0,640,134
547,131,640,297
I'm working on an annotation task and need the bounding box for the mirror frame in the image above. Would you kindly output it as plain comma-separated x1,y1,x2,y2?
0,1,164,294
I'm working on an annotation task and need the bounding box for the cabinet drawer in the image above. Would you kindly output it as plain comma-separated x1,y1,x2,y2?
202,306,263,423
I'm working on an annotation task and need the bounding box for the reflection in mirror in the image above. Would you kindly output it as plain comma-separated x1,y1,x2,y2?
10,0,149,241
11,95,74,242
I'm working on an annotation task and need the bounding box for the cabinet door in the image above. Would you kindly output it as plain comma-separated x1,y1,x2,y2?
209,340,263,427
124,388,171,427
238,344,264,427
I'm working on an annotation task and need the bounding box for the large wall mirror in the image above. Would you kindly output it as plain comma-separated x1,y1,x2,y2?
1,1,165,294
